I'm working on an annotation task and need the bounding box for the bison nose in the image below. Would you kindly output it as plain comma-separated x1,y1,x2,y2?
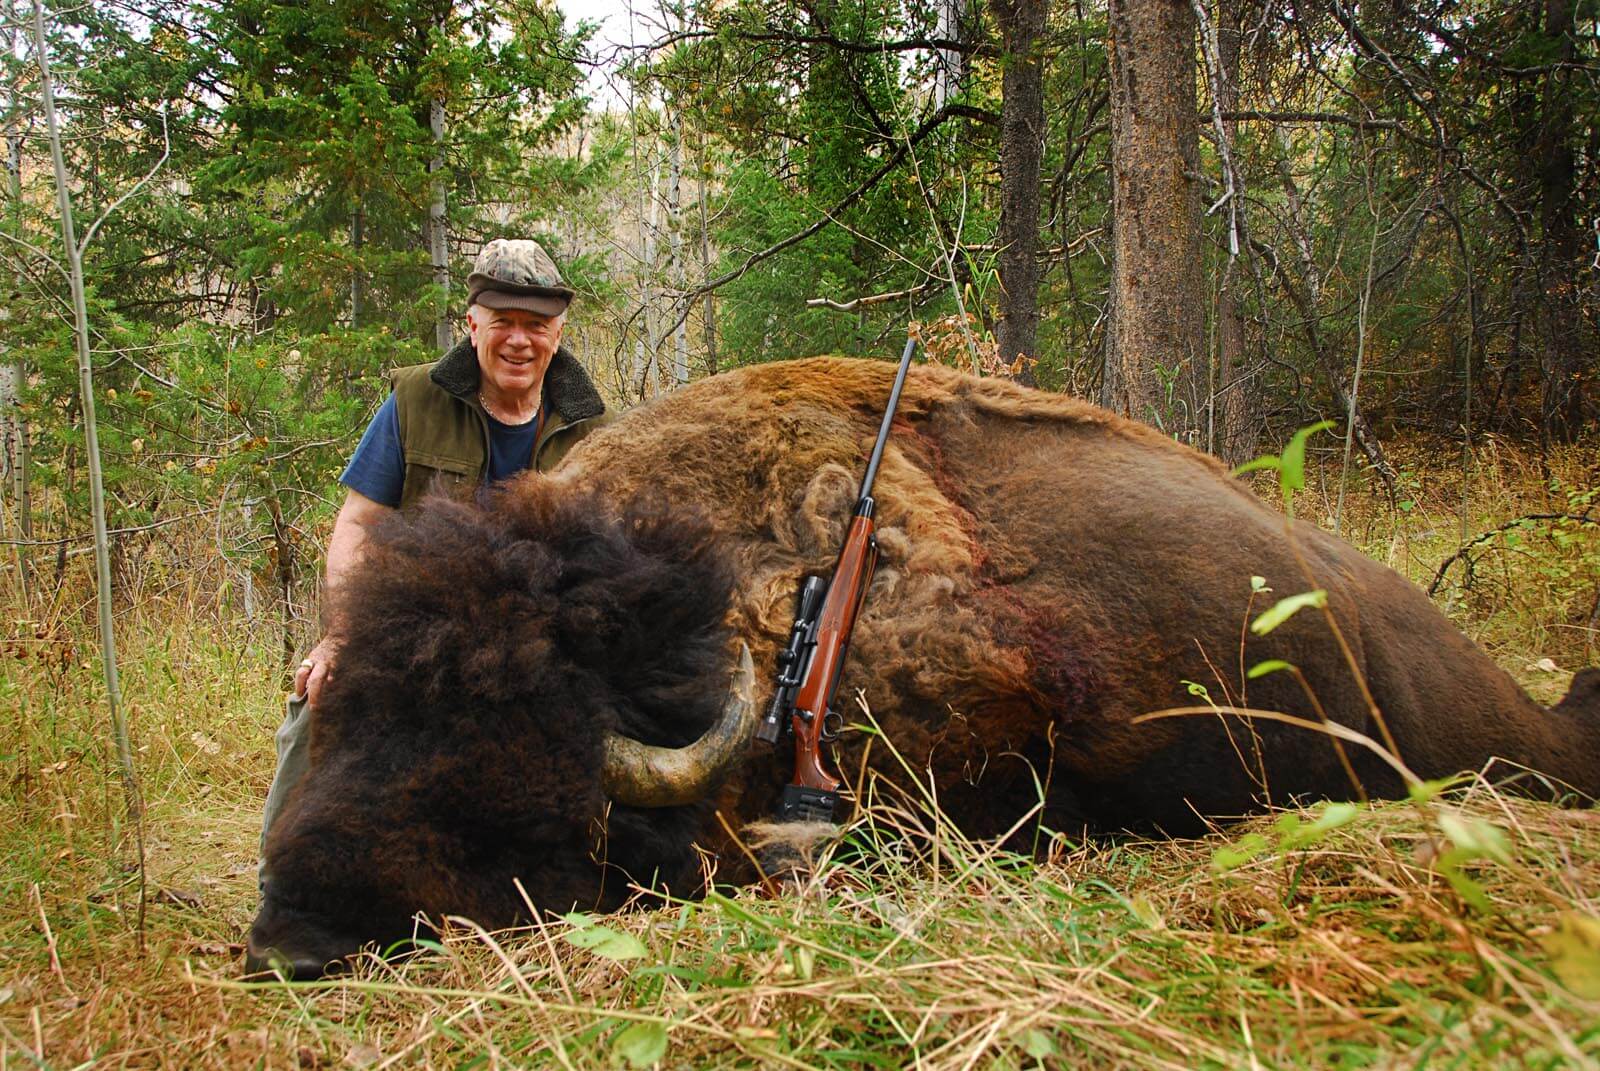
243,938,338,981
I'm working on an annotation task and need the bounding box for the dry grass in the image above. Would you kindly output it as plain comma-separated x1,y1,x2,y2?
1293,435,1600,702
1,435,1596,1069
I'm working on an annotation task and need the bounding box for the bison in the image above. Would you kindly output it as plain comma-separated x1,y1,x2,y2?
248,357,1599,977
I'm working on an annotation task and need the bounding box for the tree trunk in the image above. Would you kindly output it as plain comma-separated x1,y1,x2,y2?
1208,0,1260,465
1534,0,1589,444
697,128,718,375
1103,0,1204,438
934,0,966,109
667,106,689,386
429,84,450,352
631,115,660,399
34,0,145,936
3,0,30,596
989,0,1047,387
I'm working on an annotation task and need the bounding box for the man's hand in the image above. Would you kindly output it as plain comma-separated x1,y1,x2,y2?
294,636,341,707
294,488,393,708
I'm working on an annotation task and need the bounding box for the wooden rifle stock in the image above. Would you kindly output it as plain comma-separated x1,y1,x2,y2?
769,333,917,823
788,507,878,791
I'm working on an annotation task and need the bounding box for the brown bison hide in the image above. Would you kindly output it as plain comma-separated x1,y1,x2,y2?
559,358,1597,828
251,357,1599,975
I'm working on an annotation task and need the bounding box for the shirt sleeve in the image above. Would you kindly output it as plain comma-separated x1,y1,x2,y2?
339,394,406,508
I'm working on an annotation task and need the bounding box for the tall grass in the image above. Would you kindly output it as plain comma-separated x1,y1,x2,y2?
1,437,1595,1068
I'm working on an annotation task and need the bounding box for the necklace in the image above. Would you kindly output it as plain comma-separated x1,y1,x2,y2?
479,390,539,426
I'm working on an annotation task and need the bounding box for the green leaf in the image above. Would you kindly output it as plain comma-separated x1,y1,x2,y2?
564,913,647,961
1247,659,1295,680
1278,802,1358,850
706,891,771,930
1439,858,1493,913
1018,1028,1058,1059
611,1021,668,1068
1542,913,1600,999
1183,679,1213,702
1213,832,1269,872
1250,590,1328,635
1232,455,1280,477
1437,812,1512,865
1407,775,1467,803
1279,421,1337,498
1250,575,1270,593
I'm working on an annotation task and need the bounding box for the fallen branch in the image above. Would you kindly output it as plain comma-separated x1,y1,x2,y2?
0,505,225,548
1428,512,1599,596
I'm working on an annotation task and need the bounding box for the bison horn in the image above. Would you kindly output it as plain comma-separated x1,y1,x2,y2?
600,643,758,807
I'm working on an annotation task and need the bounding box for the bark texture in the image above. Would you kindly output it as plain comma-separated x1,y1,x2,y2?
1103,0,1205,438
990,0,1047,386
1209,0,1261,465
1534,0,1590,443
429,92,450,352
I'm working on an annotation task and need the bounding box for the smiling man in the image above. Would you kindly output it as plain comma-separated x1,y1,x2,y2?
295,238,609,700
261,240,611,851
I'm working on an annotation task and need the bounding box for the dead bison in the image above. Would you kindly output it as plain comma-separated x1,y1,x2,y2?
249,357,1600,976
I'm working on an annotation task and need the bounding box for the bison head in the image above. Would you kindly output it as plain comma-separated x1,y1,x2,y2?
247,482,755,978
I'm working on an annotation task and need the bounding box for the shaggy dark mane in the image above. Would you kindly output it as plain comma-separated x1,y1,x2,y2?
322,479,738,749
257,481,740,942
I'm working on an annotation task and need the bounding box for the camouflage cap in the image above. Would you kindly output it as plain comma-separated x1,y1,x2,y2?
466,238,576,316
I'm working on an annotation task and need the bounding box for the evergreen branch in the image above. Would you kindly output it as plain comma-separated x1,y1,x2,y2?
78,104,170,255
677,102,972,304
623,100,981,359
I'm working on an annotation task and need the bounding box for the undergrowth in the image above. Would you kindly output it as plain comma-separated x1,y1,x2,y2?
1,437,1596,1069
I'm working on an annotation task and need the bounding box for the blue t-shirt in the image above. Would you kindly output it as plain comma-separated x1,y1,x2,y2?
340,394,546,507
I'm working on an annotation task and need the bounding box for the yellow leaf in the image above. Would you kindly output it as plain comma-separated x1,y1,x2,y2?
1542,913,1600,999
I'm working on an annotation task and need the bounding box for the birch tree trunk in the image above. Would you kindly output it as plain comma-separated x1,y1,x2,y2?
933,0,966,109
33,0,144,932
429,40,450,353
3,0,30,595
667,106,688,386
1200,0,1259,464
1103,0,1204,438
697,128,717,375
633,144,661,398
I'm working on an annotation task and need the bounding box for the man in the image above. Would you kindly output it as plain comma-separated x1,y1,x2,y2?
263,238,609,844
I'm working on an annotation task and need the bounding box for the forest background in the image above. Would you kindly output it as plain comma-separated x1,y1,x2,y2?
2,0,1600,1064
0,0,1595,666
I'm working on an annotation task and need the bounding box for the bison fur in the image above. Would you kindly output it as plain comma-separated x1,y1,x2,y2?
250,357,1600,977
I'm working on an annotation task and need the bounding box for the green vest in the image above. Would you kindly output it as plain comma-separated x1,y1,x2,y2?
389,339,611,510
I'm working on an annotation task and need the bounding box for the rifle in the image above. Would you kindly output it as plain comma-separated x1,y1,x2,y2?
756,334,919,823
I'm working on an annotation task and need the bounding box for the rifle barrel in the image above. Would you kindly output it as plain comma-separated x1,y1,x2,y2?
857,334,918,504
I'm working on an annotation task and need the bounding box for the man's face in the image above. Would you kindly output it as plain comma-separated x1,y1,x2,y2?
467,304,565,400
